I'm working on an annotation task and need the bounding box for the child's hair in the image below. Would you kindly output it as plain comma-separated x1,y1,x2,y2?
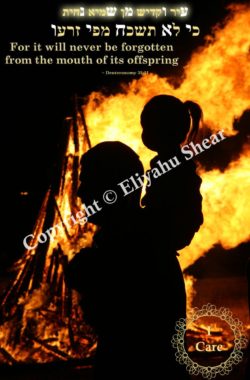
140,95,203,151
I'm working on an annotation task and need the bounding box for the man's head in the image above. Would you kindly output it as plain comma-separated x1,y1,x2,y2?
78,141,144,225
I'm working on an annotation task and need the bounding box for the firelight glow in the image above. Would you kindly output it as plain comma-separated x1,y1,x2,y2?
83,3,250,270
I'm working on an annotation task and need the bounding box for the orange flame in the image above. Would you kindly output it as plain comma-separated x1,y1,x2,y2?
83,3,250,271
180,151,250,269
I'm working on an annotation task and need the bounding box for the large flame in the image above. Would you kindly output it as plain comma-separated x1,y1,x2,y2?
180,151,250,269
84,3,250,271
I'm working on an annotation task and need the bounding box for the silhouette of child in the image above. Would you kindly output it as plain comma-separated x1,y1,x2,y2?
141,94,204,251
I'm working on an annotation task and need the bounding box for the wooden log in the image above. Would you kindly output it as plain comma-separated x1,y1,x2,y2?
53,198,71,240
0,347,18,365
79,101,91,149
30,336,71,361
46,251,55,284
73,94,80,154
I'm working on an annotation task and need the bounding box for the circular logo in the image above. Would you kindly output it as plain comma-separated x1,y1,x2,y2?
103,190,117,204
171,304,248,379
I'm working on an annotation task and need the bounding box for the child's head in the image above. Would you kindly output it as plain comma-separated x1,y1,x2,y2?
140,95,202,152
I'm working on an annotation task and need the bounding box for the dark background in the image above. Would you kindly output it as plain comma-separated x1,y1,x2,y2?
1,0,249,268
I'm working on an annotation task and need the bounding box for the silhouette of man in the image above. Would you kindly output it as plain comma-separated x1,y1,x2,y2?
67,142,150,379
67,141,191,379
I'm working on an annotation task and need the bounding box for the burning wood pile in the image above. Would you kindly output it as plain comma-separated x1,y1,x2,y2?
0,103,97,364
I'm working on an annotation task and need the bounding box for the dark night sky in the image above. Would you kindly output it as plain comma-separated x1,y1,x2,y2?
1,0,249,266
